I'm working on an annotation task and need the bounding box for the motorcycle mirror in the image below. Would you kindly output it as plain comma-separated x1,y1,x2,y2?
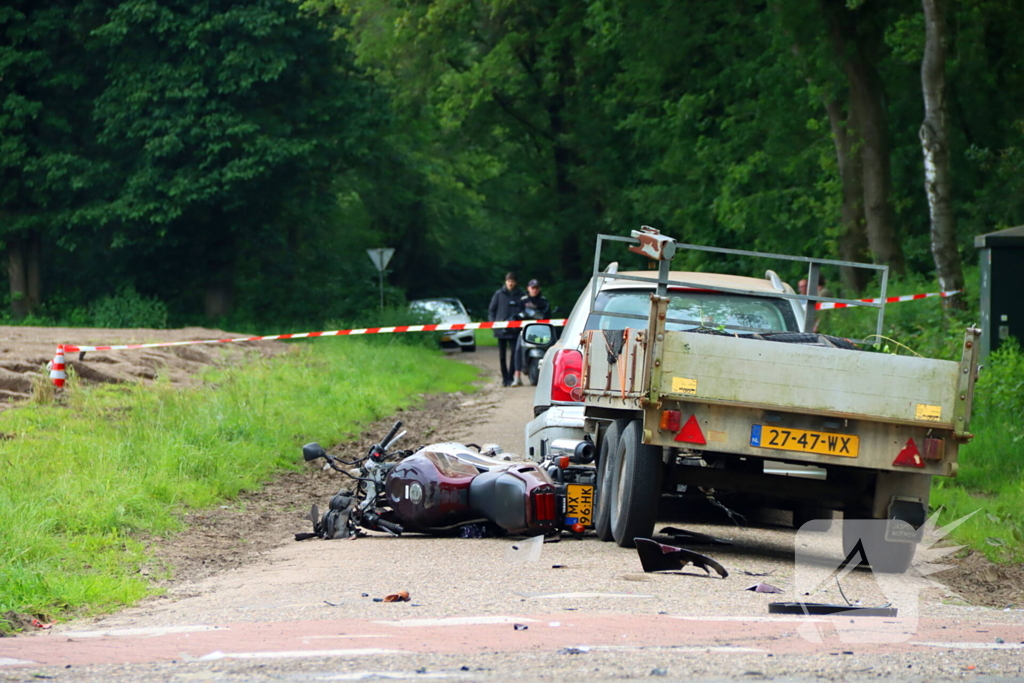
523,323,554,345
302,442,328,462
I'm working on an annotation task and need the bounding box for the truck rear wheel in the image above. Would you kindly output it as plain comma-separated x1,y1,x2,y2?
609,420,662,548
593,419,628,542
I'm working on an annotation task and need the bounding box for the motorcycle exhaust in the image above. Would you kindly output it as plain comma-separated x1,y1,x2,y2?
547,439,596,464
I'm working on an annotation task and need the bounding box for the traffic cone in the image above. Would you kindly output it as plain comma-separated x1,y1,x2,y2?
49,345,67,388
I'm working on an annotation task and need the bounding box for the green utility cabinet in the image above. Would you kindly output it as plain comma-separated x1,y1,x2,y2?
975,225,1024,362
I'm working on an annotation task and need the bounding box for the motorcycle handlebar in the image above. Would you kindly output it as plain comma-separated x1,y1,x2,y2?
380,421,403,451
375,518,404,535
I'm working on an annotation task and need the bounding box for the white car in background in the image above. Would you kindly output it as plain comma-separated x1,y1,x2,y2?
409,298,476,352
524,265,809,462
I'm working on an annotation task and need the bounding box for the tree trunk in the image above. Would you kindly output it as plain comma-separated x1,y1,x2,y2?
204,232,236,320
6,230,42,320
823,97,870,293
920,0,965,309
7,236,29,320
823,0,906,276
26,229,42,311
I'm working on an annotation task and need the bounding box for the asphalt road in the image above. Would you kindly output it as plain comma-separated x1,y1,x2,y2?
2,347,1023,682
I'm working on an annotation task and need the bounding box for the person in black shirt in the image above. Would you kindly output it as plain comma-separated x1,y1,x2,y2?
513,279,551,384
488,272,525,387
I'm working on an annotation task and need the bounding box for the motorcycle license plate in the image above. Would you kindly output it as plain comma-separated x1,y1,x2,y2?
750,425,859,457
565,484,594,527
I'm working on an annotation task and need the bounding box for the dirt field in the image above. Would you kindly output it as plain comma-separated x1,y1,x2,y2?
0,325,287,409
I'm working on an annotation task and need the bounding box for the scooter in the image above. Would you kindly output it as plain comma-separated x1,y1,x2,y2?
296,421,597,540
517,306,559,386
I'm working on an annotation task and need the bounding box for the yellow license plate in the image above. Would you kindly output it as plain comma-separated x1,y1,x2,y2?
750,425,859,457
565,484,594,527
440,335,452,342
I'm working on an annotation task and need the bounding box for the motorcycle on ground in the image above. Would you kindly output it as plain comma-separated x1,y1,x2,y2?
296,421,597,541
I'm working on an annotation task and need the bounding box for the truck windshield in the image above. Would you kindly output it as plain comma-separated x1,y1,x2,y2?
586,290,798,334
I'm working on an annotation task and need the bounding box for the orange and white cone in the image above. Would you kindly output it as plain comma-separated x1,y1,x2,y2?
49,345,67,388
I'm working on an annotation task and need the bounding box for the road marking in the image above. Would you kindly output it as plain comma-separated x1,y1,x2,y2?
588,645,766,653
301,635,396,640
198,648,400,661
62,625,227,638
0,657,37,666
912,642,1024,650
305,672,468,680
374,616,540,628
519,592,656,599
670,616,828,623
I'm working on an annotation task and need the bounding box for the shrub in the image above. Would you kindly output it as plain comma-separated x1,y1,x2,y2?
91,287,169,329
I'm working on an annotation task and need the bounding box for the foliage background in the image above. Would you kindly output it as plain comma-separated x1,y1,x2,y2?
1,0,1022,328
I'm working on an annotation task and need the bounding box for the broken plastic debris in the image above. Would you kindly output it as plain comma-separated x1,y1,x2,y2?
768,602,898,617
559,646,589,655
660,526,732,545
739,569,775,577
513,624,529,631
383,590,411,603
505,535,544,563
634,538,728,578
745,583,783,594
31,619,55,629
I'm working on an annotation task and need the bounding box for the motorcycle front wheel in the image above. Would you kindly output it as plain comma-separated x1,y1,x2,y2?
527,358,540,386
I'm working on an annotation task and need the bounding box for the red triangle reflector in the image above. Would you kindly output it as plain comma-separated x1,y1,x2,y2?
674,415,706,445
893,439,924,468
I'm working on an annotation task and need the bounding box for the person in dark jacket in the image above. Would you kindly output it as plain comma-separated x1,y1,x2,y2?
514,279,551,379
488,272,525,387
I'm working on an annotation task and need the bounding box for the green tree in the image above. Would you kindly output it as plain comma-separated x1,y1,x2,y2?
86,0,378,319
0,1,106,319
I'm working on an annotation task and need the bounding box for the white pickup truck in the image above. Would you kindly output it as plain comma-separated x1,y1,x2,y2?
573,229,980,573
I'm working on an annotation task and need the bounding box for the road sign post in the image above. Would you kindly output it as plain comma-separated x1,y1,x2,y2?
367,248,395,311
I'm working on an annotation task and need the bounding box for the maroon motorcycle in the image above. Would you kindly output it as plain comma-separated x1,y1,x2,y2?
296,421,597,540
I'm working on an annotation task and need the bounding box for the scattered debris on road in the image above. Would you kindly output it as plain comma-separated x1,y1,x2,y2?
767,601,898,617
660,527,733,545
383,591,411,603
744,583,783,594
634,538,728,578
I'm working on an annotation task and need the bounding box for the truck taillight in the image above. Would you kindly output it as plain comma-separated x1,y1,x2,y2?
551,349,583,402
532,489,557,523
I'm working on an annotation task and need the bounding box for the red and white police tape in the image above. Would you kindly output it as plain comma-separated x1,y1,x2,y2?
47,318,567,387
45,288,961,387
815,290,960,310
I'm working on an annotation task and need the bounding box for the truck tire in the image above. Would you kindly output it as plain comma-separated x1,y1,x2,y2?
841,513,916,574
593,419,628,542
609,420,662,548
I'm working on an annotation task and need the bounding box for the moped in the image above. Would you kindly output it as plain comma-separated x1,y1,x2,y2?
297,421,597,540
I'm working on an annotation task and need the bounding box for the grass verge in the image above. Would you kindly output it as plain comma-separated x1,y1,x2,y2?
0,338,479,632
820,271,1024,562
931,339,1024,562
